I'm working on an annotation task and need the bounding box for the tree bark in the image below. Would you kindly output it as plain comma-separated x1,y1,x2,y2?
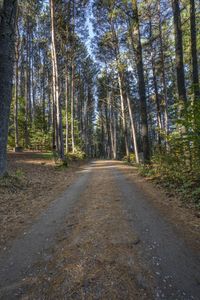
127,95,139,163
50,0,64,160
158,0,169,136
14,13,20,148
190,0,199,100
0,0,17,176
149,16,162,146
65,69,69,153
111,23,129,158
108,92,117,159
172,0,187,104
71,62,75,153
117,72,129,158
131,0,150,163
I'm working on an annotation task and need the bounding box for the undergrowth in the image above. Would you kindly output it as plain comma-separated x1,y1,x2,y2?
0,169,25,189
138,152,200,209
54,149,86,169
31,152,54,160
31,149,86,166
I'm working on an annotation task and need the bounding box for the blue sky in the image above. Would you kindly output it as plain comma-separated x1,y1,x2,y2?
85,0,95,57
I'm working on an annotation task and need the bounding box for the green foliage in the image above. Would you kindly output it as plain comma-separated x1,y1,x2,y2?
52,151,68,167
138,164,156,178
29,130,52,151
139,149,200,208
8,96,26,148
123,153,136,164
0,169,24,188
51,148,86,170
65,148,86,161
8,97,52,151
15,169,25,179
138,99,200,207
191,188,200,208
8,135,15,149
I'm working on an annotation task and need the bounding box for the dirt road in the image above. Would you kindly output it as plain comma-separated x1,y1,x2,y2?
0,161,199,299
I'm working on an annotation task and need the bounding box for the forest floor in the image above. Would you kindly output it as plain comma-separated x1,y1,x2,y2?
0,156,199,299
0,152,85,247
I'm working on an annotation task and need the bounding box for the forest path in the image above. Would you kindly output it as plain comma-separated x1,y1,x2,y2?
0,160,199,299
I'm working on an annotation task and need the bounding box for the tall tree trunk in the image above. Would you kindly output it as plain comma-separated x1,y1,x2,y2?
149,17,162,146
70,0,75,154
14,15,20,148
127,96,139,163
27,19,32,124
172,0,191,166
105,92,111,158
65,69,69,153
131,0,150,163
24,53,29,147
113,110,117,159
117,72,129,158
42,56,46,132
111,23,129,158
152,62,162,145
172,0,187,104
108,92,117,159
20,36,25,99
52,84,56,150
190,0,199,100
0,0,17,176
158,0,169,136
47,70,52,130
190,0,200,156
83,87,89,155
71,62,75,153
30,30,35,124
104,101,110,158
50,0,64,160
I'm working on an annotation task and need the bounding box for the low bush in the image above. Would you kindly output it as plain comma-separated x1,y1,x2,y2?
65,149,86,161
122,152,136,164
138,148,200,208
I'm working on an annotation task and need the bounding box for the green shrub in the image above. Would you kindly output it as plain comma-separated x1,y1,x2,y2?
122,152,136,164
138,147,200,207
191,187,200,207
138,164,156,177
65,149,86,161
